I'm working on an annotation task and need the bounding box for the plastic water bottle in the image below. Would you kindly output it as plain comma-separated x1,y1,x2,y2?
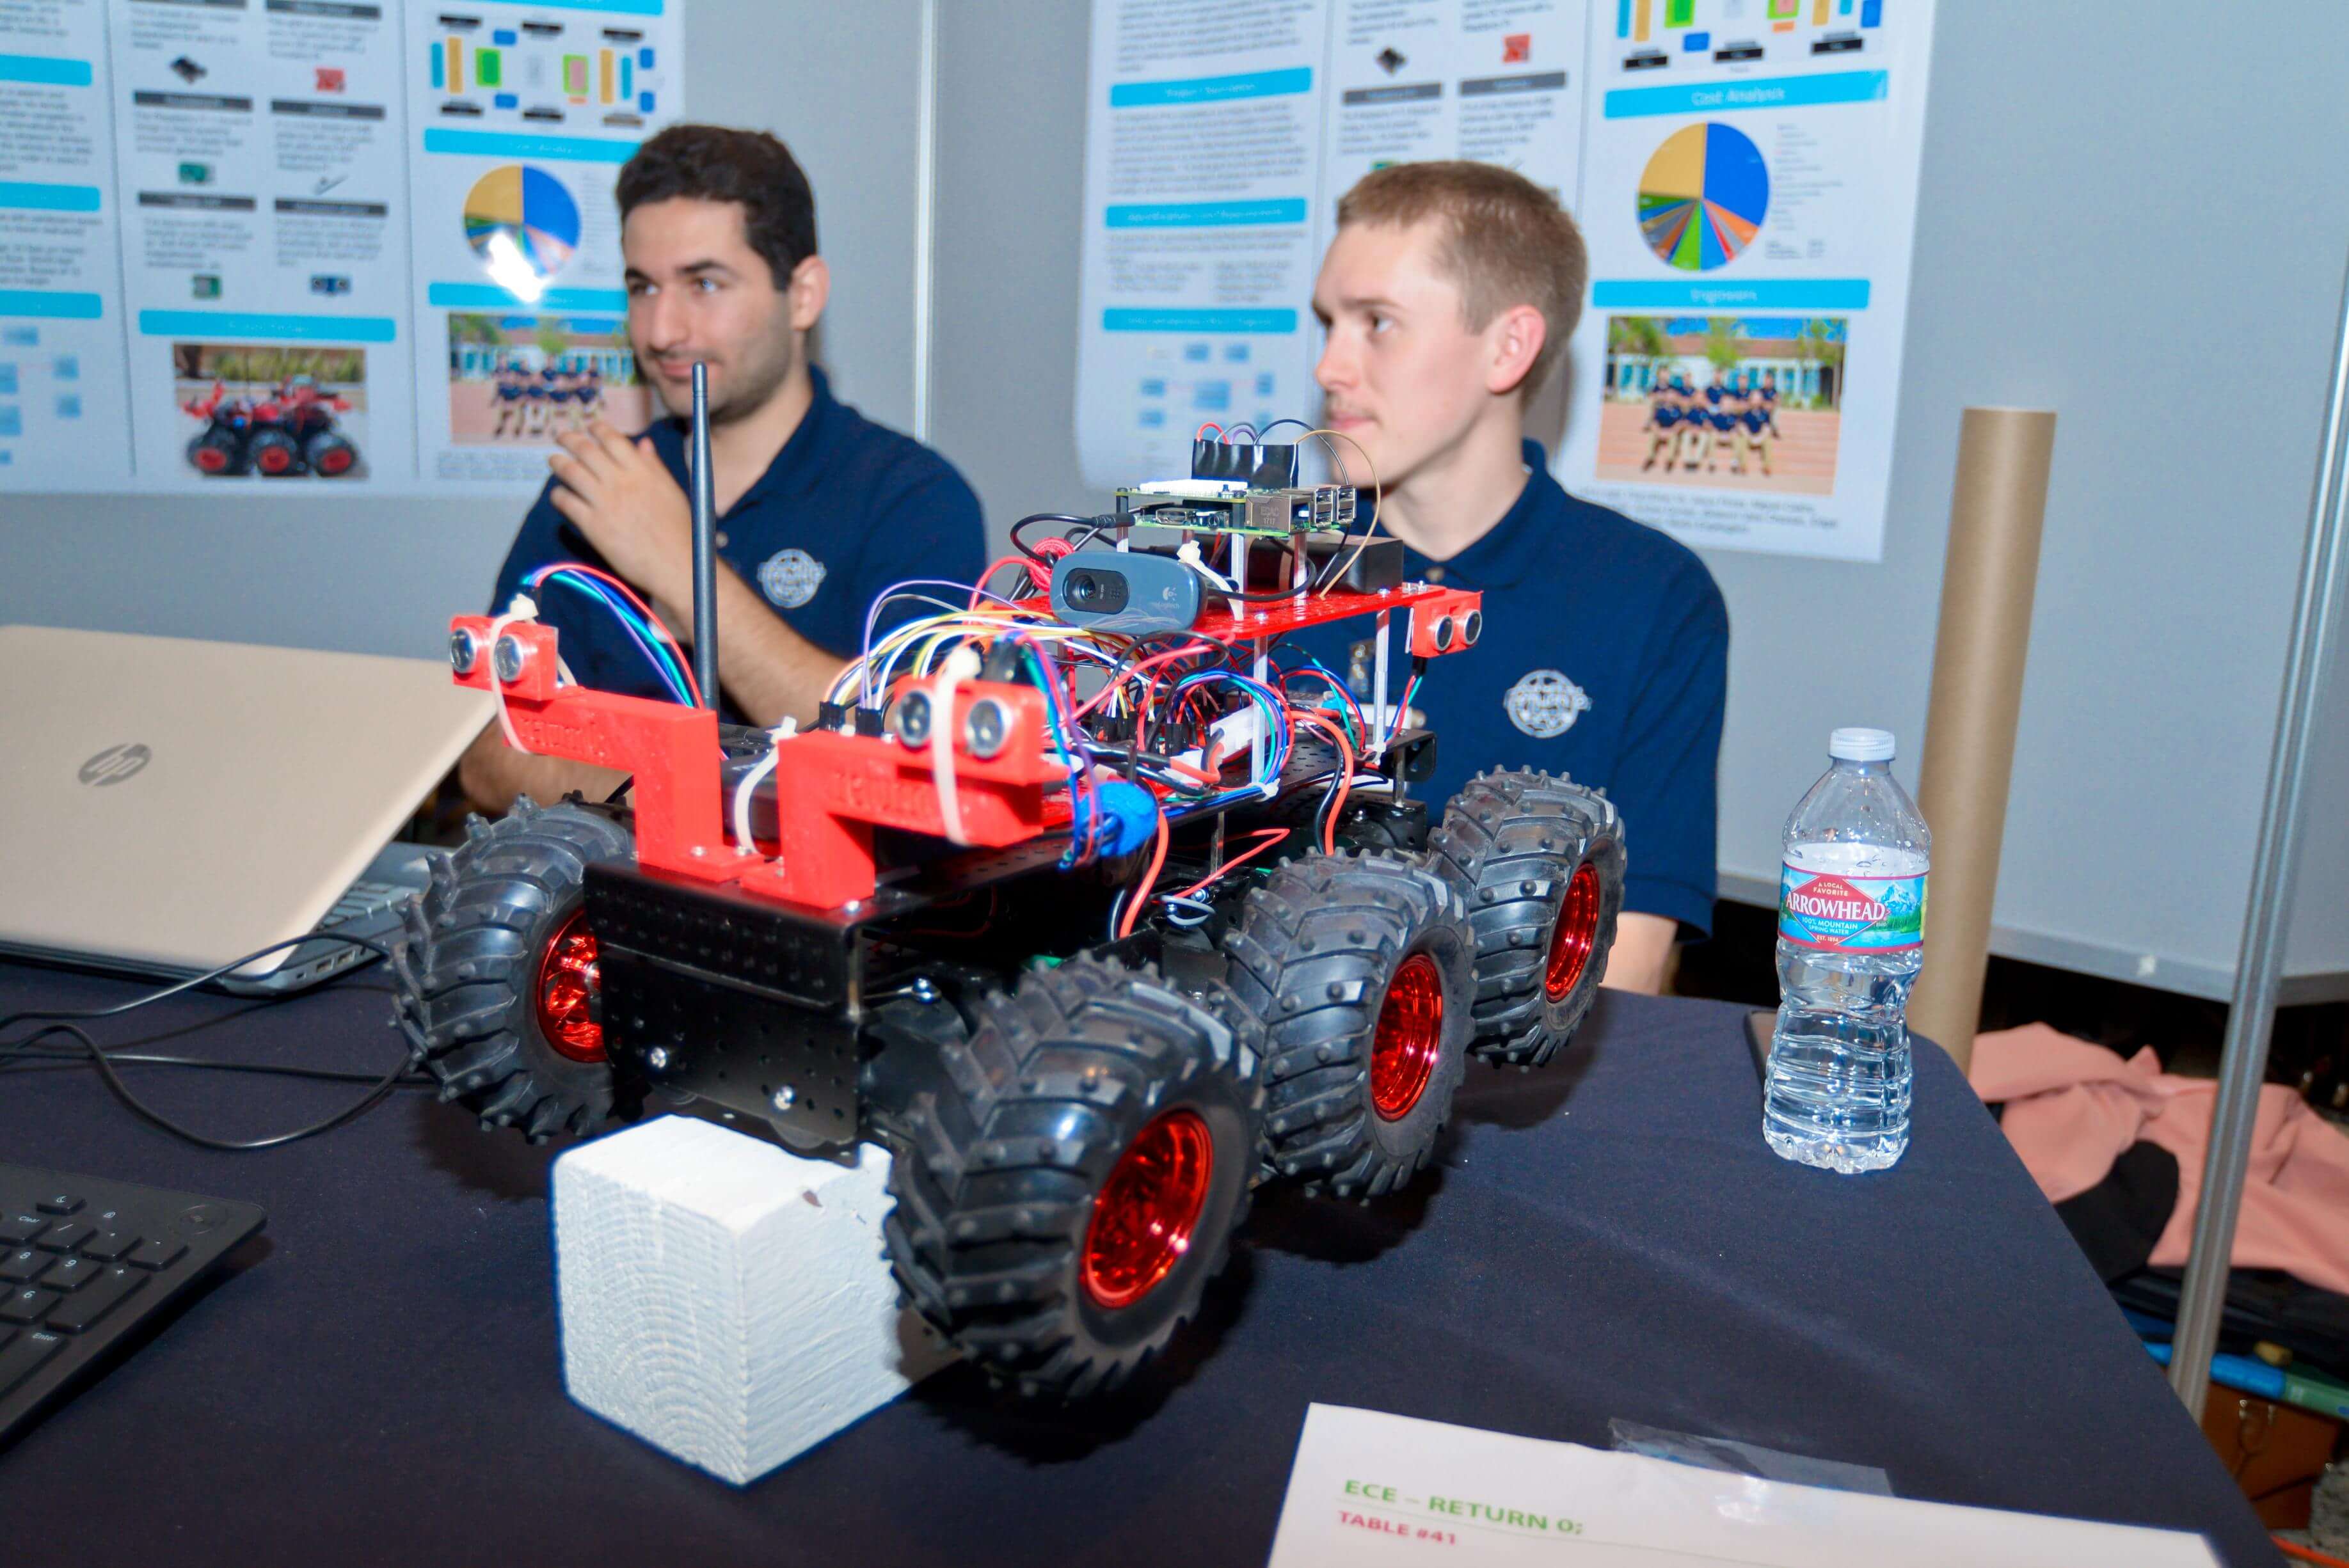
1764,727,1930,1174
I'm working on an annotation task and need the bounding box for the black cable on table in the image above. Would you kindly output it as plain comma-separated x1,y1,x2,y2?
0,931,395,1029
0,933,424,1152
0,1046,432,1089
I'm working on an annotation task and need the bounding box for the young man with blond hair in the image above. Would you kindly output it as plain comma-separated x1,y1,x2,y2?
1294,161,1727,994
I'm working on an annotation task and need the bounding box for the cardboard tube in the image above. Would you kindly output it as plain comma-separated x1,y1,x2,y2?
1909,408,2057,1077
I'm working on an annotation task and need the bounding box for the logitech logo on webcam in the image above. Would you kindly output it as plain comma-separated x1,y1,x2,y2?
79,743,151,786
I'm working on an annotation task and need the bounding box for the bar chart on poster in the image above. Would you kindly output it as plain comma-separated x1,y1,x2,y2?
1075,0,1934,561
0,0,683,495
406,0,678,484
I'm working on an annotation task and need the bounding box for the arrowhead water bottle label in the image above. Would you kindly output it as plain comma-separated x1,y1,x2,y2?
1778,865,1927,952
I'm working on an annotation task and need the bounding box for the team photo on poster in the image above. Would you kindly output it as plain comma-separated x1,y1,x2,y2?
443,313,653,448
1595,314,1844,496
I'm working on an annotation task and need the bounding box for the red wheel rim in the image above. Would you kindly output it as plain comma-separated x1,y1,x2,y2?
317,447,351,474
257,446,291,473
1081,1109,1214,1310
1545,862,1602,1002
1370,952,1444,1121
534,908,605,1063
194,447,227,472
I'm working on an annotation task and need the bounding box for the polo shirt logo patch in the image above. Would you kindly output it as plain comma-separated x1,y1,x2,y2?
1506,669,1592,739
757,548,826,609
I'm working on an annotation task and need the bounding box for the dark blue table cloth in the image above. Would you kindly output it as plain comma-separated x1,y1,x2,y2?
0,961,2274,1565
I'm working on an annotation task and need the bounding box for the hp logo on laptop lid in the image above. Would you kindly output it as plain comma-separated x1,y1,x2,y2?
79,744,150,787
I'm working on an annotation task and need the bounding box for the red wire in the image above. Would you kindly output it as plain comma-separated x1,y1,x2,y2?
1115,807,1170,940
2276,1539,2349,1568
1195,422,1224,440
1145,663,1204,740
972,554,1031,606
1072,640,1216,721
1383,672,1421,743
1026,537,1076,594
531,561,701,705
1170,827,1289,899
1289,708,1355,855
1156,755,1218,786
1278,667,1366,740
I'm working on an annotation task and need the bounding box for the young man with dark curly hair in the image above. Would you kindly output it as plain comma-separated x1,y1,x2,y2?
1294,161,1728,993
461,124,983,814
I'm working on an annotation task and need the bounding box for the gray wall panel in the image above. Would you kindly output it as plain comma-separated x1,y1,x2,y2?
930,0,1108,537
1707,3,2349,992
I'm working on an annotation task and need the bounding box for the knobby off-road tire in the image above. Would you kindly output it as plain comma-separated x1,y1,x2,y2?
392,796,637,1142
247,426,302,477
303,429,358,477
186,427,244,476
884,956,1264,1400
1223,851,1476,1198
1428,770,1626,1070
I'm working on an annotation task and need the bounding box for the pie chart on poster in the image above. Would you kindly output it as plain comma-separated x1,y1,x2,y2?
1637,123,1768,271
463,164,581,284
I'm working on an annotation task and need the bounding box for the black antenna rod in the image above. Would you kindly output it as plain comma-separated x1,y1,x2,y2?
689,360,717,709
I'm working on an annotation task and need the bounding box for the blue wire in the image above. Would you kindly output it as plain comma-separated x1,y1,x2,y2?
1170,669,1291,784
576,584,689,703
569,576,689,698
1291,658,1354,700
530,567,692,703
858,579,1023,705
1010,633,1104,866
1013,636,1081,772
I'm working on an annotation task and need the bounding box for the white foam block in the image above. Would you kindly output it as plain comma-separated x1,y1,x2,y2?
552,1114,955,1485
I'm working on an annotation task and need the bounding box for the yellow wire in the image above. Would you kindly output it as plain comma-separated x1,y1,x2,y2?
830,606,1131,707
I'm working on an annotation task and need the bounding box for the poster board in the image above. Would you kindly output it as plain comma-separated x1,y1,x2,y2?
1073,0,1933,564
0,0,683,495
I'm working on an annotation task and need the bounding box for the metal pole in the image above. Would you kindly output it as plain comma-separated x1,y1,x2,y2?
910,0,939,444
2168,255,2349,1411
689,360,719,710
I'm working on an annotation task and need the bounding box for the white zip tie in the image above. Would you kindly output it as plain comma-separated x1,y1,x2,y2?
485,596,537,754
731,717,799,863
930,647,981,846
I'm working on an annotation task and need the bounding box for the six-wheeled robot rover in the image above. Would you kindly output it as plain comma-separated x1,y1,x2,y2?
394,410,1623,1399
182,375,362,478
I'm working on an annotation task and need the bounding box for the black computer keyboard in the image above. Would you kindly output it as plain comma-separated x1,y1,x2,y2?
0,1163,265,1440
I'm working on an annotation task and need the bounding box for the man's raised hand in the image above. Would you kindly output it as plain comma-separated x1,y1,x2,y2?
546,420,694,604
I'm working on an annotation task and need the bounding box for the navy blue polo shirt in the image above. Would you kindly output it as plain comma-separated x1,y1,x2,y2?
1287,440,1728,937
489,364,984,720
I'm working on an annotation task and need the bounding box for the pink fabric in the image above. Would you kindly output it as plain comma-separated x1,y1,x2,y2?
1970,1023,2349,1297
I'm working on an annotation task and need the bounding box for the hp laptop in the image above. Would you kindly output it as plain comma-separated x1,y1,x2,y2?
0,625,493,994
